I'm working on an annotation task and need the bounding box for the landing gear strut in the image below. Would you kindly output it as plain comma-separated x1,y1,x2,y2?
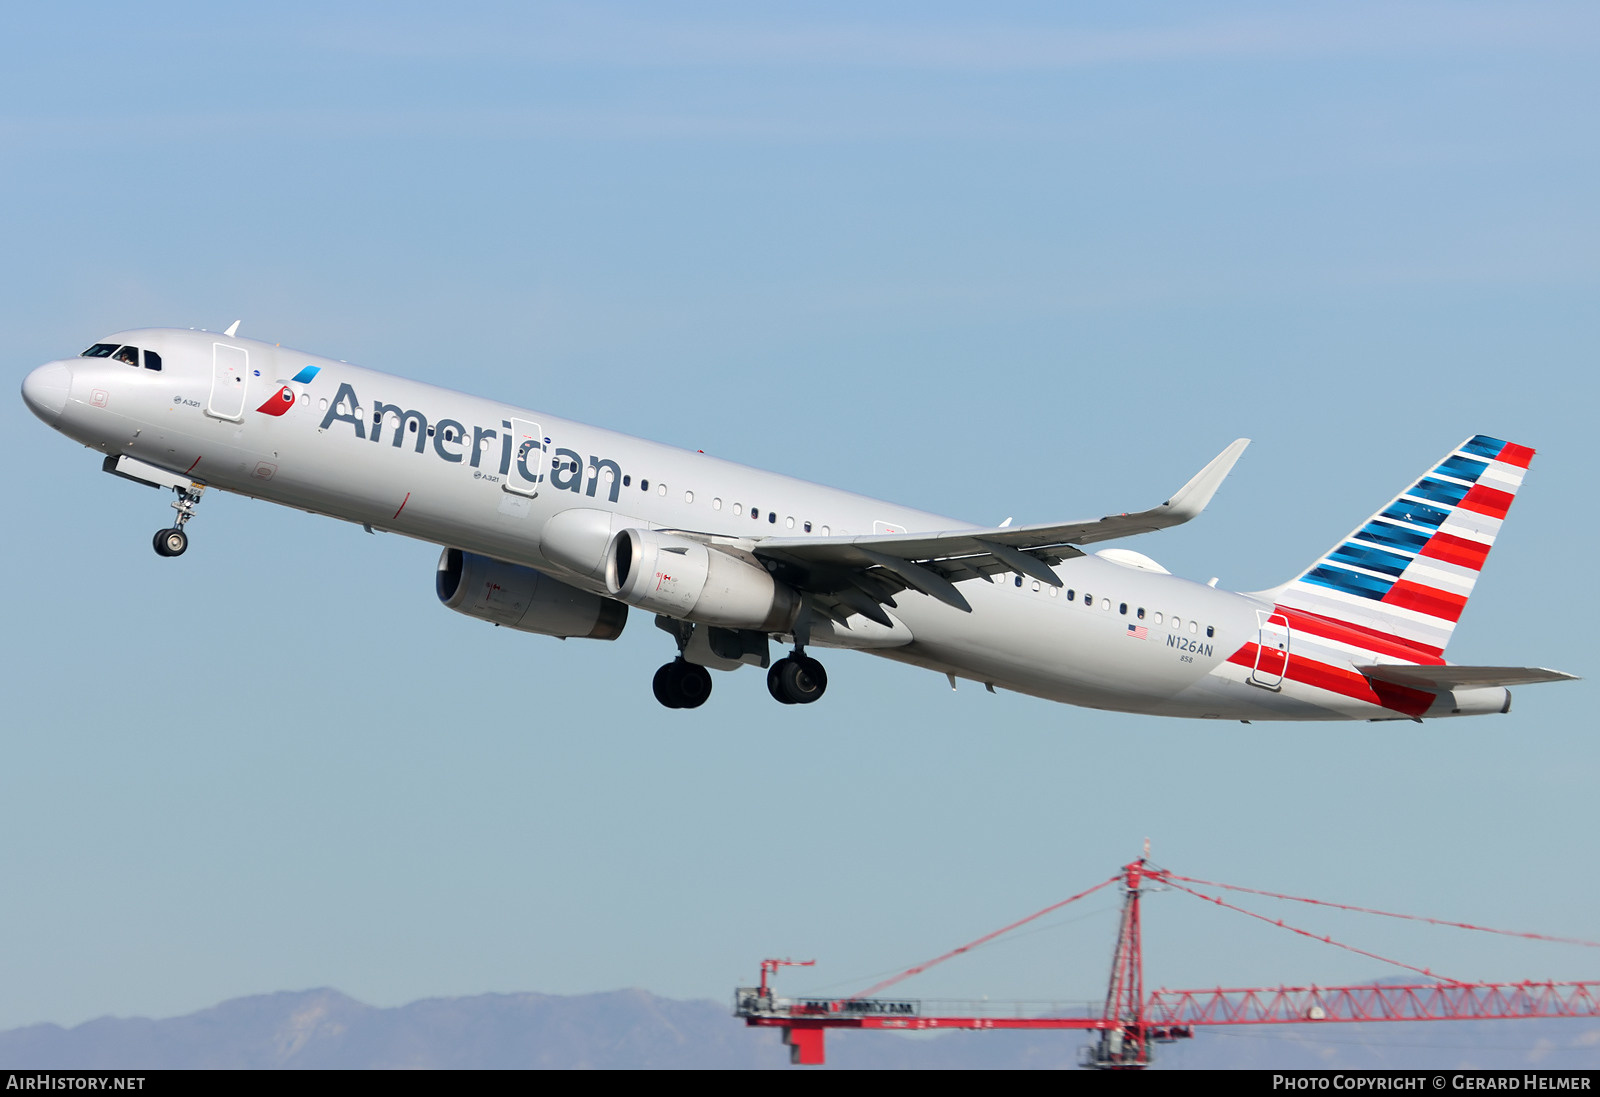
652,658,713,709
153,483,205,558
766,653,828,705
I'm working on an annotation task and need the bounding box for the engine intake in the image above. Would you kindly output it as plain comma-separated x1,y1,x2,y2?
604,528,799,631
436,548,627,640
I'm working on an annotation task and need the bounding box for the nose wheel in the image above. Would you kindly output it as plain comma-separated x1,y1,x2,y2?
152,483,205,558
153,527,188,557
767,654,828,705
652,658,713,709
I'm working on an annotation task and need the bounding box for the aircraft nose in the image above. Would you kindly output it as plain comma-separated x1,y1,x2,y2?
21,361,72,426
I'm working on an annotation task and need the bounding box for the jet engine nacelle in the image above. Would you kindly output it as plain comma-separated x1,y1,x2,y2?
436,548,628,640
604,528,799,631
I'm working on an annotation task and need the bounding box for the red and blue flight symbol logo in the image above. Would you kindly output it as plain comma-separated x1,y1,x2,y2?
254,365,322,417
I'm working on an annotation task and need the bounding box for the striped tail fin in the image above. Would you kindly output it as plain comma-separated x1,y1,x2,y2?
1265,434,1534,660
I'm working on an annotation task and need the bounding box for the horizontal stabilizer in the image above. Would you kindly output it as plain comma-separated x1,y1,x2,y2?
1360,664,1578,692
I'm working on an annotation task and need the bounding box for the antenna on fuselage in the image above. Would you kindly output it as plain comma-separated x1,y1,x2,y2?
224,320,241,338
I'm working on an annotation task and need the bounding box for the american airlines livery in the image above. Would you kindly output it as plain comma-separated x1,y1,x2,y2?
21,326,1576,719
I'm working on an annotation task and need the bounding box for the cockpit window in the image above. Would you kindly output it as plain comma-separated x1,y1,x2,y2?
143,350,162,372
82,343,119,357
114,346,139,366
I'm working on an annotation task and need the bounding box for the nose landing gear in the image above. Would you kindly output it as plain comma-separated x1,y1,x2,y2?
153,527,188,557
153,483,205,558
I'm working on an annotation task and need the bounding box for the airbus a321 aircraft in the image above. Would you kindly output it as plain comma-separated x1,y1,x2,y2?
21,326,1575,719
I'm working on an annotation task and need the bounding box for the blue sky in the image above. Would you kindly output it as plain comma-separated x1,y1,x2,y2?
3,1,1597,1045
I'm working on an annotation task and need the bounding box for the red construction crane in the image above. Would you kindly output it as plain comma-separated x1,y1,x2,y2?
734,854,1600,1067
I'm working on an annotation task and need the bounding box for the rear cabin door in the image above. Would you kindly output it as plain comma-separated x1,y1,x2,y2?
1249,611,1291,689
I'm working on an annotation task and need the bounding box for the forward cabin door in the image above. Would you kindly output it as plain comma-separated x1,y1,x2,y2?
207,343,249,421
1249,611,1291,689
503,418,543,497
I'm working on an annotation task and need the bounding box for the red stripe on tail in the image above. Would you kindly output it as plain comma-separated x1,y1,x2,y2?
1495,442,1535,469
1366,678,1436,719
1383,580,1468,622
1458,484,1514,520
1274,606,1446,663
1226,645,1436,717
1419,532,1491,571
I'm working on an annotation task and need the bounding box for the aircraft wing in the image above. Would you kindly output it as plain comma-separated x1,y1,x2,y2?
1360,665,1579,691
740,438,1249,625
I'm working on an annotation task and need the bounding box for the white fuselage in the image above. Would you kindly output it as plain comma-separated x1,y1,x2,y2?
21,328,1511,721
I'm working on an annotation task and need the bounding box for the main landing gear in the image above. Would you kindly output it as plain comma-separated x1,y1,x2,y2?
766,653,827,705
652,659,713,709
152,483,205,558
647,615,829,709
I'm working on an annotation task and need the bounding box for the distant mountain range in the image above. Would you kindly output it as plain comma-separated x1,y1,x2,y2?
1,988,1596,1069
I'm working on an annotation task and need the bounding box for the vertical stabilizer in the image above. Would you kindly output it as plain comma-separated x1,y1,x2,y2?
1262,435,1534,659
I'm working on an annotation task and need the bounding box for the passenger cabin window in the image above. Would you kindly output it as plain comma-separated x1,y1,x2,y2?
1206,625,1215,638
